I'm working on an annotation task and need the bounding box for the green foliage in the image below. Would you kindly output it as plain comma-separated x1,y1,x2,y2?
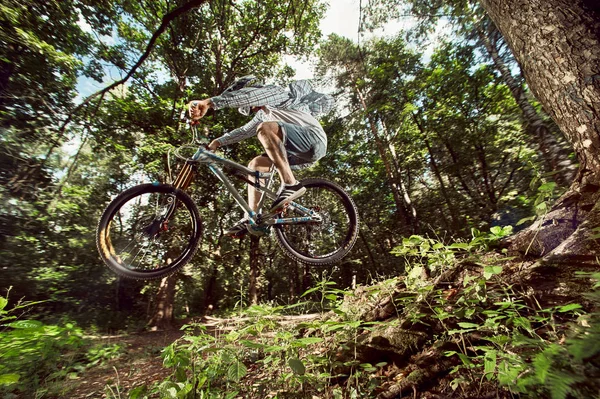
389,236,600,399
391,226,513,288
517,176,560,226
0,292,87,396
133,285,387,398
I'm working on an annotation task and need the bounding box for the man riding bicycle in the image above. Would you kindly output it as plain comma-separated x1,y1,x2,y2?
188,76,334,238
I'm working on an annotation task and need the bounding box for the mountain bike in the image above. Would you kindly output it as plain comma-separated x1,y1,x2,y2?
96,119,359,280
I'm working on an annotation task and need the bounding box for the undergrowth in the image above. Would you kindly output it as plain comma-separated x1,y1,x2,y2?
135,227,599,399
0,291,125,398
1,227,599,398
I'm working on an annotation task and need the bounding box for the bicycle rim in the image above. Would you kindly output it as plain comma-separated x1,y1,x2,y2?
274,178,358,265
97,184,201,279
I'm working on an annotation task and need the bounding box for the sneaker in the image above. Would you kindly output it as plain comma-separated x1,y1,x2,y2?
270,181,306,212
225,218,249,238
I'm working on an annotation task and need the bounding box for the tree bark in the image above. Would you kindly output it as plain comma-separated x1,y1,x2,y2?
475,20,575,186
480,0,600,290
480,0,600,185
148,274,177,330
249,235,261,305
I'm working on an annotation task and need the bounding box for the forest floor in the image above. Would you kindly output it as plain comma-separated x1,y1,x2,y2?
63,329,184,399
61,314,322,398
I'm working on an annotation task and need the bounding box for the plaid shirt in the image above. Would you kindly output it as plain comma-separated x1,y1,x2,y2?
212,80,334,146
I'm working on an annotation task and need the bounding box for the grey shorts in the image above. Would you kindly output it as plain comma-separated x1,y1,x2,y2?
277,121,327,170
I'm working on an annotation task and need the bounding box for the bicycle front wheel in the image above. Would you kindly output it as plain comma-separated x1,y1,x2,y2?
274,178,359,265
96,183,202,279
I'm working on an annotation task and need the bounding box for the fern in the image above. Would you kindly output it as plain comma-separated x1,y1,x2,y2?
567,318,600,363
545,370,583,399
532,344,561,384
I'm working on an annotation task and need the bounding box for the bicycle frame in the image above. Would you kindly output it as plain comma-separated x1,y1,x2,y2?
170,129,322,230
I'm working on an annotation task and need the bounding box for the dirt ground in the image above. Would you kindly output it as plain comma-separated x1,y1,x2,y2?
62,330,183,398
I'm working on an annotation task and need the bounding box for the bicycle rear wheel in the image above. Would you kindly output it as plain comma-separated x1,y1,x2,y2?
96,183,202,279
274,178,359,265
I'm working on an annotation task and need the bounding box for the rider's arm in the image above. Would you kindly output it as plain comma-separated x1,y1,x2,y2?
210,85,290,111
214,110,268,147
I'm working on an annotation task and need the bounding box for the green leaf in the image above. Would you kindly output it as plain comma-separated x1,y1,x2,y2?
490,226,502,235
457,322,479,329
128,385,148,399
448,243,470,250
7,320,43,329
301,286,321,297
538,182,556,192
483,265,503,279
0,374,20,385
557,303,582,313
0,297,7,311
225,392,239,399
264,344,285,352
288,358,306,375
240,340,265,349
294,337,324,346
227,361,247,382
457,353,473,366
484,351,496,380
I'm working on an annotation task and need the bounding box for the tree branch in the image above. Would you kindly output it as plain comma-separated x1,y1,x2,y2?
59,0,208,132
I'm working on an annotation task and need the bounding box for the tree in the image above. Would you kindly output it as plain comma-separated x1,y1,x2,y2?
317,34,422,234
478,0,600,270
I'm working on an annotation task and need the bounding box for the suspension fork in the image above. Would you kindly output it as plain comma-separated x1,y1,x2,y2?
172,160,197,190
157,160,197,232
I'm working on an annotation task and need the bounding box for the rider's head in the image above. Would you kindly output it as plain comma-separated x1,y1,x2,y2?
223,75,264,116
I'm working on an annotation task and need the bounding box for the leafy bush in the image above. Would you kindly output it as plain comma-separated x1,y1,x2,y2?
0,293,87,397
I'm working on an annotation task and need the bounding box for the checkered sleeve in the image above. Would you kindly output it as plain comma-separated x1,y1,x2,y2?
210,85,291,110
215,110,268,146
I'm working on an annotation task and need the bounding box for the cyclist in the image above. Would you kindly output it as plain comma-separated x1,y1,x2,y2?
188,76,334,238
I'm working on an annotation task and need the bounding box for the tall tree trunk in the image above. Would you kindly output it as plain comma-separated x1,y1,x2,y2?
381,120,419,232
413,115,461,231
289,261,300,300
355,86,415,232
475,20,575,185
480,0,600,299
248,235,261,304
148,274,177,330
359,230,377,269
302,262,312,294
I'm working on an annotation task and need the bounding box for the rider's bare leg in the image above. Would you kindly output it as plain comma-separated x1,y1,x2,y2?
247,155,273,213
256,122,296,185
